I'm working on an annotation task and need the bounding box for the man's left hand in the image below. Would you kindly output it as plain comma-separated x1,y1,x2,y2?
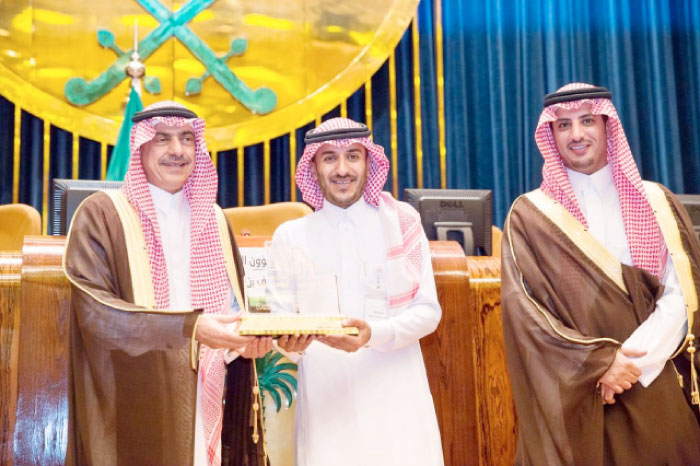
597,347,646,404
238,337,274,359
317,318,371,353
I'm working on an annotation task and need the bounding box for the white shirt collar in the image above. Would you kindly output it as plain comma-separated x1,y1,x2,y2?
566,163,615,200
148,184,187,215
320,196,372,228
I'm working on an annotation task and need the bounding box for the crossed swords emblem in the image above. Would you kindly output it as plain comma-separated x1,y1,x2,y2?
64,0,277,115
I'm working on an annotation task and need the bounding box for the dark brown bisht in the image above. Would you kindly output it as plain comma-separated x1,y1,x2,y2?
501,186,700,466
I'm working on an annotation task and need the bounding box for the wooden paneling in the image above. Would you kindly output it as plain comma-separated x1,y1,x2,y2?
422,241,477,465
4,236,517,466
468,256,516,466
13,237,70,465
422,247,516,466
1,252,22,466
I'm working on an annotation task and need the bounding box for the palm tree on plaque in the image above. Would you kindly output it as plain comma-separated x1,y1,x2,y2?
256,352,298,418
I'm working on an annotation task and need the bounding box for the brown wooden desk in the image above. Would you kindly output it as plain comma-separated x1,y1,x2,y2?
423,243,516,466
1,236,516,466
1,251,22,465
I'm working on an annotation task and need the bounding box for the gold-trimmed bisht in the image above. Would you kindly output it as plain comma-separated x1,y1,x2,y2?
507,192,621,347
63,190,202,374
643,182,699,408
64,189,272,451
511,185,699,410
214,206,268,454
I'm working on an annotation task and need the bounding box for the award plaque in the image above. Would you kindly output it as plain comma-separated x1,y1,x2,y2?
240,242,356,335
238,314,359,336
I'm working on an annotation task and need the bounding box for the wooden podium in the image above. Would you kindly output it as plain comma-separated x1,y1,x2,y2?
1,237,71,465
0,236,516,466
424,243,516,466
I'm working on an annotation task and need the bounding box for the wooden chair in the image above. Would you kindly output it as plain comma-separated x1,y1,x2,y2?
491,225,503,257
223,202,313,236
0,204,41,251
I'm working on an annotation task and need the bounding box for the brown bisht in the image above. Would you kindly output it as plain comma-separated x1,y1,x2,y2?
501,183,700,465
63,191,266,466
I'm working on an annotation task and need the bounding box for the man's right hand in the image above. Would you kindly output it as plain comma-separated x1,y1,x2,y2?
195,313,254,350
597,347,646,404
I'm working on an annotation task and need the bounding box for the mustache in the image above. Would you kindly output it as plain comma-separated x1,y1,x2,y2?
160,155,192,163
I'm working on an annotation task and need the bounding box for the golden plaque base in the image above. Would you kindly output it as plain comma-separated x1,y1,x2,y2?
239,314,359,336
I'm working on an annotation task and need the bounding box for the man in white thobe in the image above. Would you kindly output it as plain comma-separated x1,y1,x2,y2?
273,117,444,466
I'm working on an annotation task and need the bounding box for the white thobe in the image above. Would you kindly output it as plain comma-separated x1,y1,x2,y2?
149,184,238,466
272,197,444,466
566,166,688,386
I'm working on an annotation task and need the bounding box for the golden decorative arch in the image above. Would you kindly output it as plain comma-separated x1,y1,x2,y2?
0,0,420,150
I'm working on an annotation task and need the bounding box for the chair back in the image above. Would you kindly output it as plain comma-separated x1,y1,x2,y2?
491,225,502,257
223,202,312,236
0,204,41,251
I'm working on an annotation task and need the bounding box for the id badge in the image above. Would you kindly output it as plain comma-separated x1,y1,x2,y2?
363,263,389,319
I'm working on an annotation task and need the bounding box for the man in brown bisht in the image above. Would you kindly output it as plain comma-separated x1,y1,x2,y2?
63,101,271,466
502,82,700,465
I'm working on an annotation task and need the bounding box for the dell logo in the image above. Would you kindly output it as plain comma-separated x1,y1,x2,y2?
440,200,464,208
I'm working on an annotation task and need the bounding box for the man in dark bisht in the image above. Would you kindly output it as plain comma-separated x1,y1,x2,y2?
502,82,700,465
63,101,271,466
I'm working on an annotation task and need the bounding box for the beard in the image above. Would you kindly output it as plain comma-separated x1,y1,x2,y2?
317,171,367,208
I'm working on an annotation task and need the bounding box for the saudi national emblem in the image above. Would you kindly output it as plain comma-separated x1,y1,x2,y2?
0,0,418,147
64,0,277,115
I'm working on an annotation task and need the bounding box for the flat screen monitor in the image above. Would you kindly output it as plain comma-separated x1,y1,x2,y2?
404,188,492,256
52,179,123,235
677,194,700,245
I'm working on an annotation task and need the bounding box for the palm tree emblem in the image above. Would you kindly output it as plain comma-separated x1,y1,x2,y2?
256,351,297,415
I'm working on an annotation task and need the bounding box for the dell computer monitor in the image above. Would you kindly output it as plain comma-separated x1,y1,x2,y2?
404,189,492,256
677,194,700,245
52,179,123,235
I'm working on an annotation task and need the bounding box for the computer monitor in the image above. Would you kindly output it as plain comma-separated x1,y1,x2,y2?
52,179,123,235
404,188,492,256
677,194,700,245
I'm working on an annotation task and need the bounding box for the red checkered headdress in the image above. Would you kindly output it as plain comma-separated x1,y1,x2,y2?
297,117,423,308
535,83,666,279
123,101,228,466
297,117,389,210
